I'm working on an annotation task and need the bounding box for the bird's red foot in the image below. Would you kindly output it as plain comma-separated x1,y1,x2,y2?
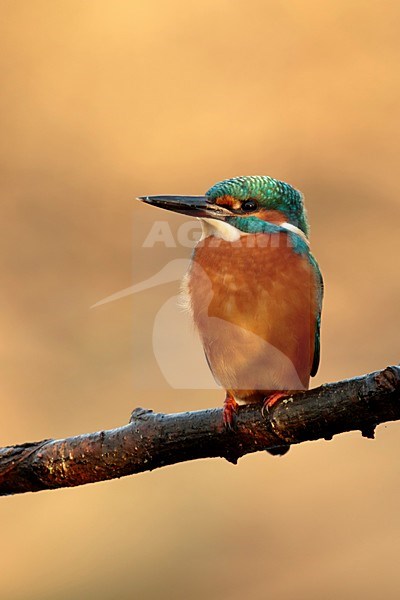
262,392,288,417
223,394,239,431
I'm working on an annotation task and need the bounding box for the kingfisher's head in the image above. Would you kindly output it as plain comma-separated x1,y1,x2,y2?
139,175,309,238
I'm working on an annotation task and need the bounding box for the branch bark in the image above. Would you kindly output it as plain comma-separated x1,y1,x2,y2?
1,365,400,496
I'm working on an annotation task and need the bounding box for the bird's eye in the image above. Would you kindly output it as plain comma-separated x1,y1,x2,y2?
241,199,258,213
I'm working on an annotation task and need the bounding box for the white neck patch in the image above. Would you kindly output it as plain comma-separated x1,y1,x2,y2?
280,222,310,246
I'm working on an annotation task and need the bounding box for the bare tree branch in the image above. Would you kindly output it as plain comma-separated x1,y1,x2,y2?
1,365,399,496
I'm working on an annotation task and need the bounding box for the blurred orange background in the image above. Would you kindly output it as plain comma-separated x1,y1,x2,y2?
1,1,400,599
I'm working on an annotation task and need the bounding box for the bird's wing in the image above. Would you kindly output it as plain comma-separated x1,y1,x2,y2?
203,349,221,386
309,252,324,377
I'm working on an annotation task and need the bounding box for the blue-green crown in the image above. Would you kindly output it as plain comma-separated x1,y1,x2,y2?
206,175,309,236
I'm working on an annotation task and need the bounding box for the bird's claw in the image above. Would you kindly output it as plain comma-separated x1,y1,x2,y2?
261,392,288,418
223,395,239,431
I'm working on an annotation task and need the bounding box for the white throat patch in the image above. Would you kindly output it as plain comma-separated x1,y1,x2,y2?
200,218,243,242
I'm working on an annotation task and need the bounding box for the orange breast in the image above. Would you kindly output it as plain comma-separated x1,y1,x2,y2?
186,231,318,400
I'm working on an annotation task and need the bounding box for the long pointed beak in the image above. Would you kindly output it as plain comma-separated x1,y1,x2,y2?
137,195,231,219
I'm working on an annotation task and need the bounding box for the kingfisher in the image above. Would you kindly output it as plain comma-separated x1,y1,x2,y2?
138,176,323,438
